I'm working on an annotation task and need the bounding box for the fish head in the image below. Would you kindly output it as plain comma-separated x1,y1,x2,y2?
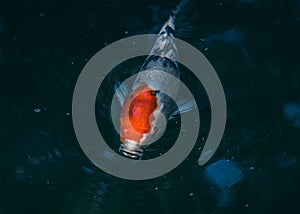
119,84,167,158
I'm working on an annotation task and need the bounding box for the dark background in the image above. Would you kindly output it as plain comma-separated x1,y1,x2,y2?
1,0,300,213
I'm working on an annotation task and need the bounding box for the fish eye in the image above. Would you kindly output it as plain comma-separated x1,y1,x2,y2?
149,90,155,96
150,90,159,96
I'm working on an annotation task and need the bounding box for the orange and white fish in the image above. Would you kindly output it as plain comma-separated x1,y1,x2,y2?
115,0,196,158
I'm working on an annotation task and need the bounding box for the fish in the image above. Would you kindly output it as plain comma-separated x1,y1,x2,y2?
114,0,196,158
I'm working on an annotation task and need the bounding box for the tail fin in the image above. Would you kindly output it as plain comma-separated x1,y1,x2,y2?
158,14,176,36
158,0,190,36
172,0,190,16
142,0,190,67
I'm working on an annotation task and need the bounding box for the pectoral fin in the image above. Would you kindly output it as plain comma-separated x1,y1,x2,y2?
170,99,197,119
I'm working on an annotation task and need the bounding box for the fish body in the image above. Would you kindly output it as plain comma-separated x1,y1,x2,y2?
115,1,195,158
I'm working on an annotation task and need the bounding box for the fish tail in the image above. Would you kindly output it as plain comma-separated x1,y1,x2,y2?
158,13,176,36
172,0,190,16
146,12,179,64
152,0,190,53
140,0,190,74
158,0,190,36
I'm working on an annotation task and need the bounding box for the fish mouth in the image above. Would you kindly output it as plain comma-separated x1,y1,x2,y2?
119,141,143,159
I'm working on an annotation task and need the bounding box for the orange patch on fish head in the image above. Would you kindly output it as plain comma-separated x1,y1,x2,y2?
120,84,158,143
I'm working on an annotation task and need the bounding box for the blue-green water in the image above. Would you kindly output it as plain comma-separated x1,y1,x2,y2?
1,0,300,213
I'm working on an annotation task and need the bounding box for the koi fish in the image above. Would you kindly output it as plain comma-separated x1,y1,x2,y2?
115,0,196,158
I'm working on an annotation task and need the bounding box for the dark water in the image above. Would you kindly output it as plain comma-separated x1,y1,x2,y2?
1,0,300,213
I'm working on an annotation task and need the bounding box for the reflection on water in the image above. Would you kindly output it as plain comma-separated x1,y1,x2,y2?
204,159,243,189
284,102,300,128
204,159,244,207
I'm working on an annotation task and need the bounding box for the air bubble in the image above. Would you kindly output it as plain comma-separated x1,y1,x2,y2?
33,108,41,113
